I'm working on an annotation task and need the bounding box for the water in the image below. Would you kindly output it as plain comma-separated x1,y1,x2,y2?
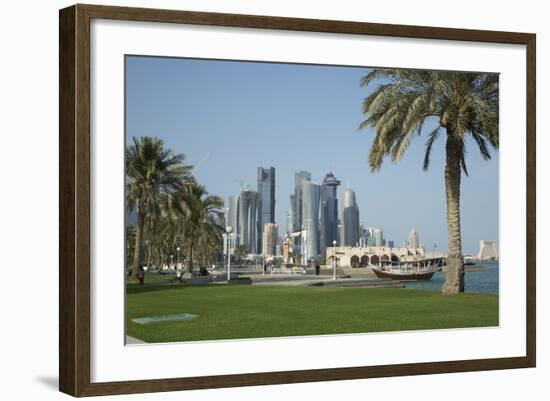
404,260,499,294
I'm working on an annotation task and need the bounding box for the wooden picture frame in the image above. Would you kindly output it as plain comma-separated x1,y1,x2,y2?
59,3,536,397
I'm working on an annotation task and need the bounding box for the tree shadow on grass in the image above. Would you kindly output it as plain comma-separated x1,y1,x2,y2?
126,282,214,295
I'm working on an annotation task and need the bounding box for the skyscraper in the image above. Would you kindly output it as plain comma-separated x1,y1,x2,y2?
237,189,260,254
289,171,312,263
293,171,311,231
226,195,239,246
319,171,341,256
257,166,276,242
374,228,384,247
262,223,279,256
301,179,320,263
409,228,419,249
341,188,360,246
285,208,293,234
288,195,296,233
227,196,237,229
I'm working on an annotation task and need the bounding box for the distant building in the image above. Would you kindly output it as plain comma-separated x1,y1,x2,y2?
282,237,291,264
301,179,321,263
286,207,294,235
292,171,311,232
319,171,341,256
386,240,395,248
227,196,238,243
287,196,295,232
257,166,276,250
327,245,426,268
275,243,281,257
358,229,368,247
409,228,419,249
237,189,260,254
341,188,360,246
262,223,279,256
478,240,498,260
373,228,384,247
290,171,311,263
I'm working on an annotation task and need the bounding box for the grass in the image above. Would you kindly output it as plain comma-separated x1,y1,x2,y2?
126,283,499,343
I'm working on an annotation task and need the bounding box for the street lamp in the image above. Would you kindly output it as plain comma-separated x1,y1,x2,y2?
176,247,181,270
332,240,337,280
226,226,233,282
170,254,174,271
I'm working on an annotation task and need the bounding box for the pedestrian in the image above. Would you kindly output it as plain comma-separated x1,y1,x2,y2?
137,266,145,285
315,263,321,276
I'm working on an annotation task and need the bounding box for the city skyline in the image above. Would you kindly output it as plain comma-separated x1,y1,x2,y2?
125,56,499,254
224,165,454,257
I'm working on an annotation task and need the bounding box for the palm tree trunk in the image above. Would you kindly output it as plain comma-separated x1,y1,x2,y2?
160,252,165,271
132,203,145,278
188,243,194,275
146,243,152,269
443,134,465,294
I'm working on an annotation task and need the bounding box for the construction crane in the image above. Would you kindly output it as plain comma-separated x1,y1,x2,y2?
232,178,251,191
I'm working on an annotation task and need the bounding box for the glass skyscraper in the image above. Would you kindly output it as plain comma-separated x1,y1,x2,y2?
290,171,311,262
227,196,237,229
237,189,260,254
374,228,384,247
292,171,311,232
286,207,294,235
301,179,320,263
319,171,341,257
226,195,239,246
257,166,276,252
341,188,360,247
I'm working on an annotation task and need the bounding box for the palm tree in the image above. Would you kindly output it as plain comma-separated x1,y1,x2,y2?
143,207,179,270
125,224,136,273
126,136,192,278
233,245,249,263
171,182,225,274
359,69,498,294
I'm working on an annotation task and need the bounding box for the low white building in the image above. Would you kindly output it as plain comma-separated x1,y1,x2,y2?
326,245,426,268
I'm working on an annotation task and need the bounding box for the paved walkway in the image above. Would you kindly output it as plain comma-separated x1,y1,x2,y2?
251,275,403,288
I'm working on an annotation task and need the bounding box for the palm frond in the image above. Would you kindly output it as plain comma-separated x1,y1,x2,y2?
460,148,469,176
423,127,441,171
471,131,492,160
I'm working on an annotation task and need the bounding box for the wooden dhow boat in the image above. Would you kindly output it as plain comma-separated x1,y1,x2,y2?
371,257,444,281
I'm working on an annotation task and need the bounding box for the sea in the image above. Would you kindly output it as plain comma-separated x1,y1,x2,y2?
404,260,499,294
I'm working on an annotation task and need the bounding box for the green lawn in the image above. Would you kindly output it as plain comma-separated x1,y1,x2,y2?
126,283,499,343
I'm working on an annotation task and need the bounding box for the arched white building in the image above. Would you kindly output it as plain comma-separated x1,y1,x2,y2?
326,245,426,268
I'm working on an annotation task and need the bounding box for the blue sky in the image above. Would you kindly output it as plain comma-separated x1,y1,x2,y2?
125,56,499,255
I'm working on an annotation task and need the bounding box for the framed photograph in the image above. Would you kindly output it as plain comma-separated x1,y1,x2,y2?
59,4,536,397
